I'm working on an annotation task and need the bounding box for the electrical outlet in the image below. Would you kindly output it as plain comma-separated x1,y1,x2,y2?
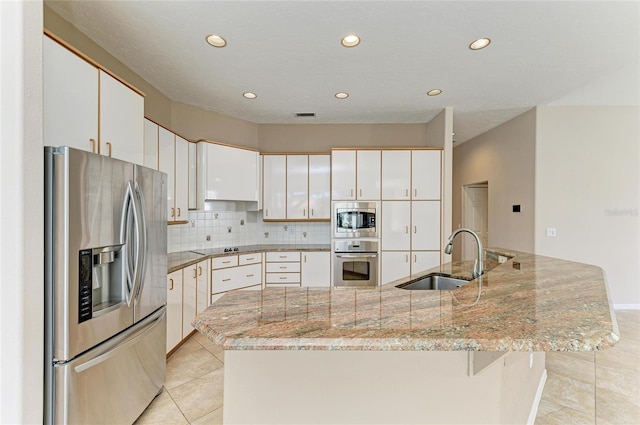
546,228,556,237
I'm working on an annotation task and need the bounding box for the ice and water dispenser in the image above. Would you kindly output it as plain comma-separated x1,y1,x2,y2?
78,245,125,323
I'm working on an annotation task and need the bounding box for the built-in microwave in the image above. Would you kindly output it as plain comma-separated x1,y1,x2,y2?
333,202,378,238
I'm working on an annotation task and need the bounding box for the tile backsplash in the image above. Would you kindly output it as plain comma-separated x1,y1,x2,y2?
168,208,331,253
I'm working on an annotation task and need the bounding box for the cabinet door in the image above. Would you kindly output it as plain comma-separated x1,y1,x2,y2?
44,36,98,152
412,251,440,275
331,150,356,200
381,201,411,250
412,150,441,200
188,142,197,209
411,201,441,251
158,128,175,221
174,136,189,221
263,155,287,219
166,270,183,354
308,155,331,219
382,150,411,200
356,150,381,200
381,251,411,285
143,119,159,169
301,252,331,287
287,155,309,219
182,265,197,338
196,259,210,315
99,70,144,165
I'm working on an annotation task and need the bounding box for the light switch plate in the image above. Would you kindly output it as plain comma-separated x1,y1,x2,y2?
546,228,557,237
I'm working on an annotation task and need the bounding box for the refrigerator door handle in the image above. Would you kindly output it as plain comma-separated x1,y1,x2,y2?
133,180,148,304
73,308,165,374
121,181,141,306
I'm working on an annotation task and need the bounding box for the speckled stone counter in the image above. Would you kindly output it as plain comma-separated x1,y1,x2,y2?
193,249,619,352
167,243,331,273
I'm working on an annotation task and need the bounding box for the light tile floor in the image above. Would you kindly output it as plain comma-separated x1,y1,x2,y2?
135,311,640,424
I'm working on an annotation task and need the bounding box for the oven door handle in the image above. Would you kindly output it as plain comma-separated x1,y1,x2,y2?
335,253,378,259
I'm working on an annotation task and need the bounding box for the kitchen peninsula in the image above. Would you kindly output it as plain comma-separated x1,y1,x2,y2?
193,249,619,424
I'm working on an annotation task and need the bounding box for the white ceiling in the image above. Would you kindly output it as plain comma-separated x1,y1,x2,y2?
46,0,639,143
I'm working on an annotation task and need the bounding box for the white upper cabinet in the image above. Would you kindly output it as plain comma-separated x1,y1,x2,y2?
381,201,411,250
411,201,441,251
197,142,259,207
158,128,175,221
44,36,98,153
286,155,309,220
188,142,197,209
382,150,411,200
356,150,381,200
143,119,159,169
44,36,144,165
98,70,144,165
308,155,331,219
262,155,287,220
174,136,189,220
331,150,356,200
159,127,188,222
412,150,441,200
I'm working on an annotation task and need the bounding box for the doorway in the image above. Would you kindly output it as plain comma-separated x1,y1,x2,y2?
461,183,488,261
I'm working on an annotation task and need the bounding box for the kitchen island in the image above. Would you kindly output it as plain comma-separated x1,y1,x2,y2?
193,249,619,424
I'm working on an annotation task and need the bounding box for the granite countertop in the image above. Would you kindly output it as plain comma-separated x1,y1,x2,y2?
168,243,331,273
192,248,620,352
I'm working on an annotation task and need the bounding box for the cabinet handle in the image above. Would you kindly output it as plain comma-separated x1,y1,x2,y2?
222,278,231,282
246,257,254,261
279,266,287,269
279,276,287,280
170,207,175,218
265,209,269,217
359,189,362,197
177,207,181,217
304,255,307,263
414,226,417,234
405,226,409,234
246,274,254,278
105,141,112,157
198,266,202,276
350,189,354,197
169,278,174,290
405,189,409,197
414,255,417,263
193,269,197,279
303,208,306,217
405,255,409,263
414,188,418,197
311,209,314,217
90,138,97,153
222,261,231,264
279,255,287,259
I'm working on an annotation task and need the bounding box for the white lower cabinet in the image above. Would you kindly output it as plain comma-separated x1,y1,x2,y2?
412,251,441,276
182,265,197,339
166,270,183,354
301,252,331,287
212,254,262,298
265,252,301,287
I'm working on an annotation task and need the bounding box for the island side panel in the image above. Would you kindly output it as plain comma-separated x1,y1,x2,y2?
223,350,544,425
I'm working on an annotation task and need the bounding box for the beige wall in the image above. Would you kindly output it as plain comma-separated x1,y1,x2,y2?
535,106,640,306
452,108,536,258
170,101,259,148
44,5,173,127
257,123,433,152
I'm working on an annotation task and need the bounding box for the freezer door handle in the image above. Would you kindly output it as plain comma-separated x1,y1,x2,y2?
121,182,136,304
73,308,165,373
133,180,148,305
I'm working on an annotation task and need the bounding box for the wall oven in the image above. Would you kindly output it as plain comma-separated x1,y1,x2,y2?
333,201,378,239
333,240,379,287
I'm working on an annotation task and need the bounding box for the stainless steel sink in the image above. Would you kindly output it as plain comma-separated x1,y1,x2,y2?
396,273,471,290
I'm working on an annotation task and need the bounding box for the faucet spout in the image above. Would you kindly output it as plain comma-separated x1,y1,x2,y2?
445,228,484,278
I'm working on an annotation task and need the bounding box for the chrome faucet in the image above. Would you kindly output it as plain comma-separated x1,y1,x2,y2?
444,228,484,278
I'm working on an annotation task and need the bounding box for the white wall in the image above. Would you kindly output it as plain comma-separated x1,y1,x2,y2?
535,106,640,307
0,1,44,423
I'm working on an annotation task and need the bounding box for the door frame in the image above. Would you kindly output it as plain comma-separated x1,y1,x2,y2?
461,182,488,261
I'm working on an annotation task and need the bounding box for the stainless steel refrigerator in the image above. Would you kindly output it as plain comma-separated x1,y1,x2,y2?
44,146,167,424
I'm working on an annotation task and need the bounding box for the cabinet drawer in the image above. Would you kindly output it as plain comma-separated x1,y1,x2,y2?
266,272,301,284
212,255,239,269
239,253,261,265
266,252,301,262
266,262,301,273
212,264,261,293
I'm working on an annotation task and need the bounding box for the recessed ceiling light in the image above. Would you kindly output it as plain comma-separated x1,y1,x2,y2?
206,34,227,48
335,92,349,99
243,92,257,99
469,37,491,50
341,34,360,47
427,89,443,96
